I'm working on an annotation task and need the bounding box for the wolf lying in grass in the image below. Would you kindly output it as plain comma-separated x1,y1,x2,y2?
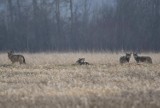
76,58,89,65
8,51,26,64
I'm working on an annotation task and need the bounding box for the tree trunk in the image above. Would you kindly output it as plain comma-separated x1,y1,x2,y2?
32,0,39,50
55,0,61,36
7,0,13,23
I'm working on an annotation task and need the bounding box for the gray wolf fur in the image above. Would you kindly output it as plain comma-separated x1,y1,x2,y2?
76,58,89,65
119,53,131,64
8,51,26,64
133,53,152,64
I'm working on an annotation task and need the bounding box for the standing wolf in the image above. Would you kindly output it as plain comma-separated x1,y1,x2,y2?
133,53,152,64
119,53,131,64
8,51,26,64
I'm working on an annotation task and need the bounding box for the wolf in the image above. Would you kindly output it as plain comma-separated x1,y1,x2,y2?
133,53,152,64
8,51,26,64
119,53,131,64
76,58,89,65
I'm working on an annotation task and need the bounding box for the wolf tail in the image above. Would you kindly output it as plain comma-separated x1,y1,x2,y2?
23,57,26,64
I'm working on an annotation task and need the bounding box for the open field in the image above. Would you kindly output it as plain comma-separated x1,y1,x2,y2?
0,52,160,108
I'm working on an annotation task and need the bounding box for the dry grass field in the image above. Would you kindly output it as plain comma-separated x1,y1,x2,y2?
0,52,160,108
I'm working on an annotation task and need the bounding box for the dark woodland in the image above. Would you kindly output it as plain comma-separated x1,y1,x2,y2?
0,0,159,52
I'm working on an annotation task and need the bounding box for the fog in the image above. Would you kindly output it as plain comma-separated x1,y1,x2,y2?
0,0,159,52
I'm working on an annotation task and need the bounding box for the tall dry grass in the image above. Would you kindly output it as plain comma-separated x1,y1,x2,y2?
0,52,160,108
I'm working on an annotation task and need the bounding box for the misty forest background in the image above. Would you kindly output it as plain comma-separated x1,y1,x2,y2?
0,0,159,52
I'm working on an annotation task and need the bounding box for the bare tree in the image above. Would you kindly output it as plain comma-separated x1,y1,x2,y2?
69,0,73,38
16,0,21,20
55,0,61,36
7,0,13,23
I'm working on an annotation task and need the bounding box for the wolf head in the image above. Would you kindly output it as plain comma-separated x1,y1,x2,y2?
8,51,14,56
126,53,131,59
133,53,138,58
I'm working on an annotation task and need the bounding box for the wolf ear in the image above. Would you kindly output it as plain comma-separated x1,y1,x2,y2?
8,50,13,54
127,52,132,55
126,53,129,55
133,52,138,56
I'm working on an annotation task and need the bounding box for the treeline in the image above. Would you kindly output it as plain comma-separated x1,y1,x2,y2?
0,0,159,52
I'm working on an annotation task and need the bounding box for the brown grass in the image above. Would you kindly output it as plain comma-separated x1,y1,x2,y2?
0,52,160,108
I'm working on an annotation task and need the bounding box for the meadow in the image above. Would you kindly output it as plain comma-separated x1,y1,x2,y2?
0,52,160,108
